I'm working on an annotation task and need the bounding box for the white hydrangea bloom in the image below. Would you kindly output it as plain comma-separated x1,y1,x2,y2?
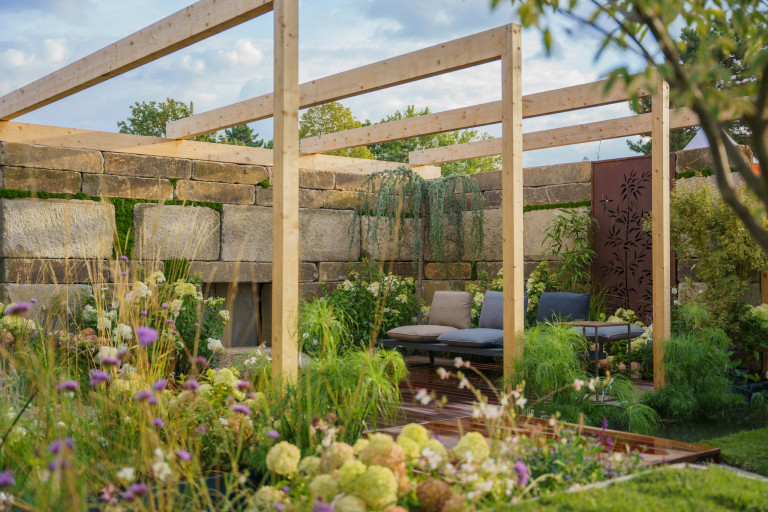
207,338,224,353
114,323,132,342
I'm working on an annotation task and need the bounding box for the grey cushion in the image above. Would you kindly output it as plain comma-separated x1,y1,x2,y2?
387,325,457,343
536,292,590,323
437,328,504,347
571,324,645,342
429,291,472,330
478,291,528,329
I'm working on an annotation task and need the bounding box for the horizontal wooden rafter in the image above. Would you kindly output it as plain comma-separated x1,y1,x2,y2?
166,26,509,139
300,78,652,155
409,107,700,164
0,120,440,176
0,0,274,120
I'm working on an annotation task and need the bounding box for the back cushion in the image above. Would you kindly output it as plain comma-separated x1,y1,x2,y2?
429,291,472,330
478,291,529,330
536,292,590,323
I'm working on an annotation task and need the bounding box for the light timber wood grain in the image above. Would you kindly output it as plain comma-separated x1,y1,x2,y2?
166,26,509,139
272,0,299,381
501,25,524,379
0,0,273,120
408,107,699,164
652,79,670,391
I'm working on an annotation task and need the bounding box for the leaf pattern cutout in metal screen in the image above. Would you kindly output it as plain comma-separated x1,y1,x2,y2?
597,167,653,317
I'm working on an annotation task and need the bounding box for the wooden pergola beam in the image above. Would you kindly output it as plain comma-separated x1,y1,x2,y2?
0,0,274,120
408,107,699,165
272,0,299,380
166,26,509,139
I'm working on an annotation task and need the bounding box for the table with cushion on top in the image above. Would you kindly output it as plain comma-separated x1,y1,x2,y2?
569,320,645,376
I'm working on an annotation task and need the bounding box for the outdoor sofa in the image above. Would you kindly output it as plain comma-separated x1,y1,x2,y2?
380,290,644,365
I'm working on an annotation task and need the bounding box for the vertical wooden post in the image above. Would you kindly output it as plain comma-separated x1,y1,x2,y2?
272,0,299,381
651,78,671,390
501,24,524,380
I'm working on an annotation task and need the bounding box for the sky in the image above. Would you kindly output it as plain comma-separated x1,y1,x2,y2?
0,0,651,167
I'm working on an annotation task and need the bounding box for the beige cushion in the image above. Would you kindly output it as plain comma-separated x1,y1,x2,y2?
387,325,457,343
429,291,472,330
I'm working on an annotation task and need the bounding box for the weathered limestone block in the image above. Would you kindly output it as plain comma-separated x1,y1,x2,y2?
175,180,255,204
0,199,114,258
0,283,92,317
256,188,325,208
676,145,754,175
420,280,475,305
188,261,318,283
104,153,191,179
524,161,591,187
299,169,334,189
361,217,418,262
524,183,590,206
134,204,220,261
473,171,501,191
482,190,502,209
221,206,360,262
475,261,558,281
0,258,110,284
0,142,103,173
4,167,81,194
324,190,362,210
335,172,369,191
318,261,417,282
82,174,174,200
192,161,268,185
424,262,471,280
674,173,744,193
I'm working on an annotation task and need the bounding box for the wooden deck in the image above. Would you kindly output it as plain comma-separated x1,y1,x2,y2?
374,356,719,466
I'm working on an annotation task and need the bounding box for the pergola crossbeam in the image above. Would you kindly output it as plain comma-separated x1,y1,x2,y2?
0,0,274,120
165,26,509,139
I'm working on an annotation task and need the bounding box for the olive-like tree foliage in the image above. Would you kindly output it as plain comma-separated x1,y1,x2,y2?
493,0,768,255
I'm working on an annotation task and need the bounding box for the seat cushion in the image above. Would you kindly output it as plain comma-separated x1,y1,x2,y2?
536,292,590,323
437,328,504,347
429,290,472,330
478,291,528,329
387,324,457,343
571,324,645,342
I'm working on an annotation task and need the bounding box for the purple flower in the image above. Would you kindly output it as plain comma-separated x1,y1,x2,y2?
49,438,74,455
237,380,251,390
89,369,111,387
165,318,175,324
30,298,37,304
514,460,529,487
183,379,200,391
607,436,614,452
0,470,14,487
121,271,129,276
119,256,130,263
267,430,280,439
133,390,157,404
176,450,191,461
100,356,120,367
56,380,80,392
152,379,168,391
129,483,148,497
195,424,208,434
274,504,284,511
281,486,291,494
153,418,165,428
162,303,169,310
312,503,334,512
118,349,131,361
121,490,135,502
140,310,148,317
4,302,30,316
136,326,158,348
602,417,609,430
232,404,252,415
192,356,209,369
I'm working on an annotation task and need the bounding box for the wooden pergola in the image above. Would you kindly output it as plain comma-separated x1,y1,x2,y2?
0,0,698,390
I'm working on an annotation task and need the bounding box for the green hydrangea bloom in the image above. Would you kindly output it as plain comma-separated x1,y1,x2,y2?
309,473,339,502
339,459,367,493
266,441,301,475
354,465,398,511
452,432,489,463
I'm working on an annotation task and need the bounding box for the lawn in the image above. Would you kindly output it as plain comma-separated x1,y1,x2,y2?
701,427,768,476
508,465,768,512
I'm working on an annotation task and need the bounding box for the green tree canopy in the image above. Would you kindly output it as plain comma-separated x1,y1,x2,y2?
298,102,374,159
494,0,768,255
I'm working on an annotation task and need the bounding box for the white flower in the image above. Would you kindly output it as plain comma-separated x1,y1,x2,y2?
218,417,229,426
366,282,380,297
437,367,449,380
149,271,166,285
458,377,470,390
341,280,354,291
151,460,173,481
114,323,132,342
82,305,97,322
133,281,152,300
671,287,678,295
573,379,585,392
515,397,527,409
587,378,597,392
170,299,183,318
219,309,230,324
116,467,136,483
415,388,432,405
111,300,119,310
120,363,136,375
207,338,224,353
97,314,112,331
97,346,118,363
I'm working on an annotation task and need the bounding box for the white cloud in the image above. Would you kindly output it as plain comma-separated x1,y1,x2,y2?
181,55,205,74
0,48,35,68
220,39,264,67
43,38,68,62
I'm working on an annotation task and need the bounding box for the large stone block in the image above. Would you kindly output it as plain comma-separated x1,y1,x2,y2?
192,160,268,185
335,172,369,191
0,142,103,173
0,283,92,318
175,180,255,205
361,217,418,262
0,199,114,258
523,208,586,260
318,261,417,282
4,166,81,194
83,174,174,200
189,261,318,283
424,262,471,280
221,206,360,262
676,145,753,175
524,183,590,206
134,203,220,261
0,258,110,284
299,168,334,189
324,190,363,210
256,187,325,208
420,280,475,305
524,161,591,187
472,171,501,191
104,152,191,179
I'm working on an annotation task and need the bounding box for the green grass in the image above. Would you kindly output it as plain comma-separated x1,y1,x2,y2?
506,466,768,512
700,427,768,476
